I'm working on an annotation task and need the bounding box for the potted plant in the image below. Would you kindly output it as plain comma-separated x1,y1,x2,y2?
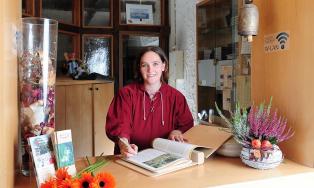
215,97,294,169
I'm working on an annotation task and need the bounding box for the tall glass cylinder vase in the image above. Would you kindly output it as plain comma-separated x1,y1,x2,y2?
18,18,58,176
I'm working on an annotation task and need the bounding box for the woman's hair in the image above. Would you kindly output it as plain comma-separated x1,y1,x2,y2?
136,46,169,83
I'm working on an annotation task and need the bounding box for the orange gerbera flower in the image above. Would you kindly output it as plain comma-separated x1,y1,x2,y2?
40,177,57,188
78,172,94,188
59,178,80,188
55,167,72,183
92,172,116,188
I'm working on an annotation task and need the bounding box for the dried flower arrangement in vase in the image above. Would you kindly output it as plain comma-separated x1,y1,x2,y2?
216,97,294,169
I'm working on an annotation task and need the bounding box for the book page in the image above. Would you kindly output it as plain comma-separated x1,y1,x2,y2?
152,138,196,159
125,148,189,172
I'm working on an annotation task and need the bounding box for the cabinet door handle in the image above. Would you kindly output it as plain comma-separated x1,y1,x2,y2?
89,87,93,90
95,88,99,90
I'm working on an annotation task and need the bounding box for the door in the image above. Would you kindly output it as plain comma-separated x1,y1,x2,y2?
66,84,93,158
93,82,115,156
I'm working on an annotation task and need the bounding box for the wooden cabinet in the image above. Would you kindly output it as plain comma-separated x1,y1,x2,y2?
55,80,114,158
23,0,170,88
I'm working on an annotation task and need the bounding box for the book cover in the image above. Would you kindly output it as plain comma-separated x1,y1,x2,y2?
28,134,56,186
51,130,76,176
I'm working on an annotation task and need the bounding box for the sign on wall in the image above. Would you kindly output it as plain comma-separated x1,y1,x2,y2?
264,31,290,53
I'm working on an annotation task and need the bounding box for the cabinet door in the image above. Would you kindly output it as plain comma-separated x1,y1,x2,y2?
41,0,80,25
93,82,114,156
55,85,66,131
66,84,93,158
83,0,112,27
57,31,80,76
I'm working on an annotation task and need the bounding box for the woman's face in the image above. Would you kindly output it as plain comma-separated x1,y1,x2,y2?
140,51,165,85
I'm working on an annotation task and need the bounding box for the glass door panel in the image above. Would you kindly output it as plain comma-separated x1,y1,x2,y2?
82,35,113,77
42,0,74,25
83,0,112,27
121,34,159,85
57,32,79,76
197,0,239,118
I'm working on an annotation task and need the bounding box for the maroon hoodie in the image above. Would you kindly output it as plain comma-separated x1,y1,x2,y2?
105,82,194,154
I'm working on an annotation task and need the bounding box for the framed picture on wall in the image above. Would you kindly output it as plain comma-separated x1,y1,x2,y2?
126,3,153,24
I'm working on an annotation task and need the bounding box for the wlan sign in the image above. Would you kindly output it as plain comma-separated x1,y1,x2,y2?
264,31,290,53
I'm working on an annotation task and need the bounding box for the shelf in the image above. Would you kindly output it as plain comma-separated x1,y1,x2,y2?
56,76,113,86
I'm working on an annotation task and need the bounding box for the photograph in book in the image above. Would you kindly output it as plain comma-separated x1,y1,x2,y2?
143,153,182,168
57,141,75,167
28,134,56,186
124,147,190,173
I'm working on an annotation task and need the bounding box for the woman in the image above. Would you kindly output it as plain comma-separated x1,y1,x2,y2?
106,46,193,157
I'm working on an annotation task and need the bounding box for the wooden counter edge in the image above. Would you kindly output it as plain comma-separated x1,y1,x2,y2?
14,155,314,188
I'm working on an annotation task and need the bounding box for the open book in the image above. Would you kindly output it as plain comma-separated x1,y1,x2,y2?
116,125,231,176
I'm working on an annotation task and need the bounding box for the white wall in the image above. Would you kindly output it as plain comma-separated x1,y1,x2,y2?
169,0,198,122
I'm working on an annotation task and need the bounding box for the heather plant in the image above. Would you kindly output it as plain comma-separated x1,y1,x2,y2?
248,98,294,146
215,102,251,147
216,97,294,149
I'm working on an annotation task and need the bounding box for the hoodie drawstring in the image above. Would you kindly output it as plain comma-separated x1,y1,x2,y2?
157,91,165,126
143,91,164,126
143,91,146,121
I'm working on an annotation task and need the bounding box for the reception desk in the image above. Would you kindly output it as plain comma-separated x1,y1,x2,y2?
15,155,314,188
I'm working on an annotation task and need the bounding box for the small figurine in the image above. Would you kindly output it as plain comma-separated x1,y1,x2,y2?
74,65,88,80
64,52,89,80
64,52,79,76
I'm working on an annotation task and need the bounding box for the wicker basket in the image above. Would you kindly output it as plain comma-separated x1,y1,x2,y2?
240,145,283,170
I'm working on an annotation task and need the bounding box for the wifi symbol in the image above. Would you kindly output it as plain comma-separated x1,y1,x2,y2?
276,32,289,49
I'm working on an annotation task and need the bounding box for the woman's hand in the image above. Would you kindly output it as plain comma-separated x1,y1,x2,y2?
168,130,187,142
118,137,138,158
